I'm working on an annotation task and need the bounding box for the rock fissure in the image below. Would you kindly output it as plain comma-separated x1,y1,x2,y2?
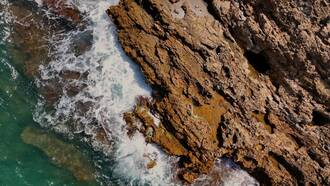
108,0,330,184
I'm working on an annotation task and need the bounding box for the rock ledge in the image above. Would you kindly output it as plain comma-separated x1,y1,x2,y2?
108,0,330,185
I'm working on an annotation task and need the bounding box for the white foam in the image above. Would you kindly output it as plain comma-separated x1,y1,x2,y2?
29,0,260,185
193,159,259,186
148,111,161,127
33,0,177,185
0,0,13,42
0,1,18,80
34,0,43,6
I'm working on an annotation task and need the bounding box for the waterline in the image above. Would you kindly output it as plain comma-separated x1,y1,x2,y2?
33,0,176,185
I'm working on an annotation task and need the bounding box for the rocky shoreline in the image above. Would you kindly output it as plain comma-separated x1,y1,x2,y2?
108,0,330,185
7,0,112,152
5,0,330,185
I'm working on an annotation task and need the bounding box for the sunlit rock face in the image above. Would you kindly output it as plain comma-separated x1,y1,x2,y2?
13,0,177,185
6,0,328,185
108,0,330,185
21,127,96,182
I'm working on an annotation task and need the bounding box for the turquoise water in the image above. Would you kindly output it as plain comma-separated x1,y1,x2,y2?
0,1,260,185
0,19,98,186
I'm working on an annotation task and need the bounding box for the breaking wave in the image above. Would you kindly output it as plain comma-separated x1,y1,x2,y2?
0,0,260,185
32,0,176,185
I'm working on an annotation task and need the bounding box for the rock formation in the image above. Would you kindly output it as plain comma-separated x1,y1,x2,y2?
21,127,96,181
39,0,83,25
108,0,330,185
8,0,88,78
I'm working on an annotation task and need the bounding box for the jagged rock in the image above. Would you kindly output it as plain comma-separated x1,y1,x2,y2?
108,0,330,185
124,96,188,156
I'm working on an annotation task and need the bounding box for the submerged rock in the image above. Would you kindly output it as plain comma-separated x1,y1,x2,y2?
8,3,56,77
21,126,96,182
7,0,91,78
39,0,84,26
109,0,330,184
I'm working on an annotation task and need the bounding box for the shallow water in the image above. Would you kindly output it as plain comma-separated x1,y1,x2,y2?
0,0,259,185
33,0,177,185
1,0,175,185
0,25,97,186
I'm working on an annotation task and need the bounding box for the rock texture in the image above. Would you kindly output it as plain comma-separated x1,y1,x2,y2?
8,0,87,77
40,0,83,25
108,0,330,185
7,0,116,157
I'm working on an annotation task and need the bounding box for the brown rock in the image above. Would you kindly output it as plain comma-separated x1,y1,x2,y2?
109,0,330,185
21,127,96,181
124,97,188,156
7,1,110,157
8,0,88,78
147,160,157,169
40,0,83,26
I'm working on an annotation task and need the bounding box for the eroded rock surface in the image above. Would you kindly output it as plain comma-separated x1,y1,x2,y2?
108,0,330,185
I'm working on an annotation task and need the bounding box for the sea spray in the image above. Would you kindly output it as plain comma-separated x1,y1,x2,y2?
0,1,98,184
193,159,259,186
0,0,11,41
33,0,177,185
28,0,260,185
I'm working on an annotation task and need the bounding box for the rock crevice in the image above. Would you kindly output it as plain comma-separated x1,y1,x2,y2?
108,0,330,185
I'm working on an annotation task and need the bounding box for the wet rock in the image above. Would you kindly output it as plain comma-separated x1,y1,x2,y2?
8,0,90,77
193,158,258,186
21,126,96,181
6,0,93,115
147,160,157,169
39,0,84,26
8,3,58,77
124,97,187,156
109,0,330,185
3,1,108,184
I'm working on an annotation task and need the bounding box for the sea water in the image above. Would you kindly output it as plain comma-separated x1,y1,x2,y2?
0,2,97,185
0,0,258,185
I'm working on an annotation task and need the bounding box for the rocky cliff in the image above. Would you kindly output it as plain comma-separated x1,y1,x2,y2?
108,0,330,185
